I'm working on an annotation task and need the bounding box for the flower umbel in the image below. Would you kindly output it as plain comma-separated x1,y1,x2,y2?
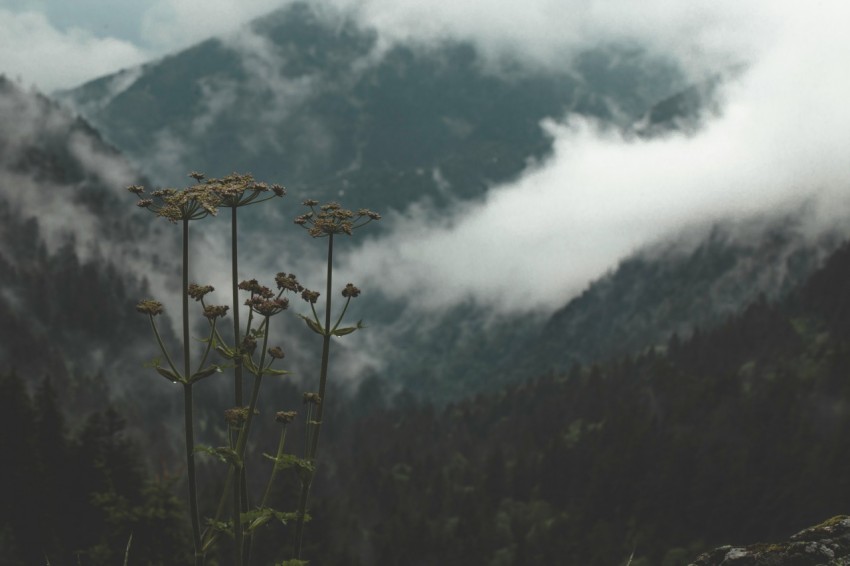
294,200,380,238
136,299,164,316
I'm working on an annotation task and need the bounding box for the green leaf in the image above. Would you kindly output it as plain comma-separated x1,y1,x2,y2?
332,326,358,337
214,344,236,359
196,445,242,468
262,453,315,473
243,507,301,531
298,314,326,336
242,356,259,374
154,365,183,384
189,364,221,384
204,518,233,538
264,368,290,377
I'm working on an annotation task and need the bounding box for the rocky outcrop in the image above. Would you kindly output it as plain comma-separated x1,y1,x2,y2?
690,516,850,565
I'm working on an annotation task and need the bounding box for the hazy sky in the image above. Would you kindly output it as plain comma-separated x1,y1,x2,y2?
2,0,850,316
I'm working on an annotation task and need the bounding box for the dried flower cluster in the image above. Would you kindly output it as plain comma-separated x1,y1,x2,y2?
128,172,285,222
130,172,379,564
294,200,381,238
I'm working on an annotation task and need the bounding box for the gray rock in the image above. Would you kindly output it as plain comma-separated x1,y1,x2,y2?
689,516,850,566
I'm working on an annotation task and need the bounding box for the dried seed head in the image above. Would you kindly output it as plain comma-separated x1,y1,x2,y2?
275,272,303,293
224,406,250,425
238,279,261,294
272,184,285,197
241,335,257,354
248,297,289,317
294,200,380,238
189,171,205,182
127,185,144,195
136,199,153,208
267,346,285,359
188,283,214,301
302,392,322,405
301,289,320,304
341,283,361,298
203,305,229,320
136,299,164,316
275,411,297,424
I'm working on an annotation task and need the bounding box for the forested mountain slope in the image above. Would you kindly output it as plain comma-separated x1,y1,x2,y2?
0,75,167,408
290,237,850,565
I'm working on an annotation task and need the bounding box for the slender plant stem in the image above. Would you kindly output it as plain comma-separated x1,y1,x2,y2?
294,233,334,558
248,423,289,559
231,206,243,406
229,206,249,566
182,217,203,566
311,233,334,459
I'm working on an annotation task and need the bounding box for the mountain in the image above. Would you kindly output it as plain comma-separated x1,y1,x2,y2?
55,1,847,406
286,238,850,565
57,2,687,212
0,75,175,418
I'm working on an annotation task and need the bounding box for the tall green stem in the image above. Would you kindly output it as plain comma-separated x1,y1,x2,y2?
229,206,250,566
312,233,334,458
294,233,334,557
182,218,203,566
231,206,243,406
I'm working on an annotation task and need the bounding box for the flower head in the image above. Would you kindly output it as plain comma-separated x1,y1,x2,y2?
275,410,297,424
188,283,215,301
201,172,286,208
301,289,320,304
275,272,303,293
136,299,164,316
203,305,229,321
302,392,322,405
224,406,250,425
341,283,361,298
246,296,289,317
294,200,380,238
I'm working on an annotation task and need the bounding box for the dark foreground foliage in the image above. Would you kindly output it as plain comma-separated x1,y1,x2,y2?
0,373,191,565
293,241,850,565
6,242,850,564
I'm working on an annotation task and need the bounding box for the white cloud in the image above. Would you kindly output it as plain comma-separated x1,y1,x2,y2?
0,9,149,93
0,1,292,92
340,0,850,314
323,0,771,81
139,0,289,50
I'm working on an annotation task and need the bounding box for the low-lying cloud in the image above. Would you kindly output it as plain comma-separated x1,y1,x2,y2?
339,1,850,313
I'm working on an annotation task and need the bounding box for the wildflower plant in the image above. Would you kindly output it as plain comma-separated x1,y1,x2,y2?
291,200,380,557
129,176,378,565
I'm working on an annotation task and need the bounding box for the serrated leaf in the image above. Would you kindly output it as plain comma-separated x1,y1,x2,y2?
154,366,182,384
189,364,221,384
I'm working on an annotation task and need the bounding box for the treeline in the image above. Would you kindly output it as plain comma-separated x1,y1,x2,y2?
0,371,191,565
291,241,850,565
7,239,850,564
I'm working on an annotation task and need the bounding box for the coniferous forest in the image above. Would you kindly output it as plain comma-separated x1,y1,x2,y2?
2,4,850,565
4,237,850,564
